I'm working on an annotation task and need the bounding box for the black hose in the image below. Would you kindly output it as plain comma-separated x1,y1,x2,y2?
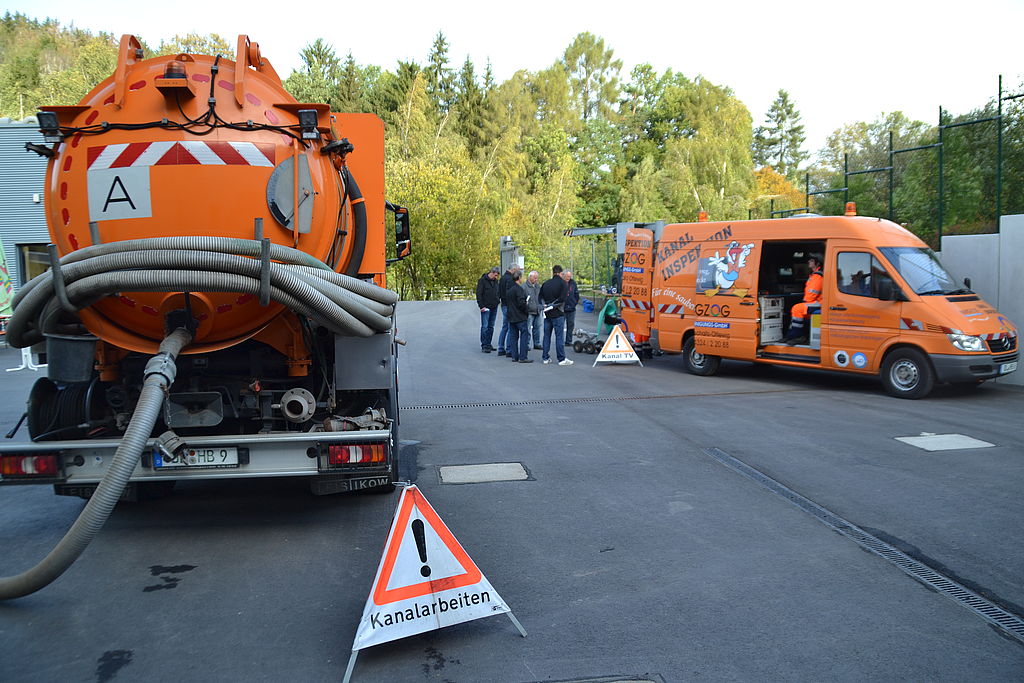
342,166,367,278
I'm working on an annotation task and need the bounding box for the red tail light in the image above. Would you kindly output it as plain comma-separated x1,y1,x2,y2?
1,454,60,477
326,443,387,466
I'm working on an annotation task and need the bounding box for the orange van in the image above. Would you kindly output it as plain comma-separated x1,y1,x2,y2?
619,214,1018,398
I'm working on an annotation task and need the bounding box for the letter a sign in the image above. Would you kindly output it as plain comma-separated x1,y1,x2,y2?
345,485,525,681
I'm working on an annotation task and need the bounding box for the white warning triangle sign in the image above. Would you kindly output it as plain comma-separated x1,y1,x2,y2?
593,324,642,366
349,485,523,654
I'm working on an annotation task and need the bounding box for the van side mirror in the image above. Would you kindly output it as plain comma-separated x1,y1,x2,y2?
964,277,971,290
386,202,411,263
876,276,906,302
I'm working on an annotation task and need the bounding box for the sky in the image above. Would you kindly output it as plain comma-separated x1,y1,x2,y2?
6,0,1024,156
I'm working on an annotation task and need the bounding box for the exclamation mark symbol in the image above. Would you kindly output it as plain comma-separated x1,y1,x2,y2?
412,519,430,577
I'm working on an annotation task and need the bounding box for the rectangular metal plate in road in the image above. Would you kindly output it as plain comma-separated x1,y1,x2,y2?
895,434,995,451
439,463,529,484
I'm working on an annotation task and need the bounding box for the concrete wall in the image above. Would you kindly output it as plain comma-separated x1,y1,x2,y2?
941,215,1023,387
938,233,1000,308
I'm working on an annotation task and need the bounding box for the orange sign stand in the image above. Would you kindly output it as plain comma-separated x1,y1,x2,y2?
593,324,642,367
344,485,525,682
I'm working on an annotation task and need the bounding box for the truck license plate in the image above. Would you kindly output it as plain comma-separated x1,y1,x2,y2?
153,447,239,470
1000,361,1017,374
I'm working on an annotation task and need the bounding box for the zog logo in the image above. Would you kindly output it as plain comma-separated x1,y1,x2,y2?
694,303,730,317
625,252,647,265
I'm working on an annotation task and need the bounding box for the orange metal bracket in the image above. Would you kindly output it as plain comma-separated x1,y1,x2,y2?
252,311,311,377
113,35,144,110
234,35,283,108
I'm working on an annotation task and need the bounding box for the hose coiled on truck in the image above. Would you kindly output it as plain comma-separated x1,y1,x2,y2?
0,328,192,600
0,237,399,599
7,236,398,349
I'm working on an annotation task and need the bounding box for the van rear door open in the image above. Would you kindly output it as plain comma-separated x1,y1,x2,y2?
692,239,761,360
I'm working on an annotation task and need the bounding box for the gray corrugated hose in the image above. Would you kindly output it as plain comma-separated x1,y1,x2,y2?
0,328,192,599
0,237,399,599
8,237,398,348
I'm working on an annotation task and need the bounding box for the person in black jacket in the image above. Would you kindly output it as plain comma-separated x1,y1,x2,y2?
539,265,573,365
506,271,532,362
476,267,500,352
562,270,580,346
495,264,520,356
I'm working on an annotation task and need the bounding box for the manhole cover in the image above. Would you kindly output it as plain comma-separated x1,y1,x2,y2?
439,462,530,484
895,433,995,451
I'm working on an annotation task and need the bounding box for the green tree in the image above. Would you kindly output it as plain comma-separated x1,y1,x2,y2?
561,32,622,121
156,33,232,57
336,52,368,112
424,32,456,115
812,111,930,221
453,56,487,153
283,39,340,107
752,89,808,178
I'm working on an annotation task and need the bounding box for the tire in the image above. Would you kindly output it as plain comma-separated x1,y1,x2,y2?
682,336,721,376
584,341,596,354
573,341,584,353
880,348,934,399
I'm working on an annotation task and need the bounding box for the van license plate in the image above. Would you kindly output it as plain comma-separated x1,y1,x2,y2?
153,447,239,470
1000,361,1017,374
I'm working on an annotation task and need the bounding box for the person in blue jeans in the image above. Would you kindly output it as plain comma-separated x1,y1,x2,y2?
539,265,573,366
506,271,532,362
495,264,520,356
523,270,543,350
475,267,500,352
562,270,579,346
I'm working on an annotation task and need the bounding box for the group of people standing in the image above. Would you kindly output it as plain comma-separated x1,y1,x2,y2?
476,264,580,365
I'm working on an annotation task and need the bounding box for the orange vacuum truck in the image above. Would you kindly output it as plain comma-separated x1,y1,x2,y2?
0,35,412,598
618,210,1017,399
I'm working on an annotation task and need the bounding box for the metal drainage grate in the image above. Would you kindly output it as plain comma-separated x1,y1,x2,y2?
702,446,1024,644
405,388,808,411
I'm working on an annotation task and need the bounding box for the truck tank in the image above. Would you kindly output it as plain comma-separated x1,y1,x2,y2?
5,34,407,489
18,35,390,354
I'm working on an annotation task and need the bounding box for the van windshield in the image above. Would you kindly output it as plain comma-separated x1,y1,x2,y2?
878,247,967,295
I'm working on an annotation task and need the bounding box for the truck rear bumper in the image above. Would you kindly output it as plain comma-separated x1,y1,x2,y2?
930,352,1018,383
0,429,394,486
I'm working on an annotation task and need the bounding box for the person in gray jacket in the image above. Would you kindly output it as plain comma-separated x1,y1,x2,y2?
523,270,543,350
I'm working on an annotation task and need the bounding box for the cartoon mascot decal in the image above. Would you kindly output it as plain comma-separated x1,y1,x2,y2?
705,241,755,297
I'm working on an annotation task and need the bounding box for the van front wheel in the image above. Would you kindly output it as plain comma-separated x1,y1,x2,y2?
881,348,934,399
683,336,721,376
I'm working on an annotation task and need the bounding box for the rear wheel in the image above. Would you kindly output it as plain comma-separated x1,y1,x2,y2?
880,348,934,399
573,341,584,353
682,336,720,376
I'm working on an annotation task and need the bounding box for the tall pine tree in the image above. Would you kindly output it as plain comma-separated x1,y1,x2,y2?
752,89,808,178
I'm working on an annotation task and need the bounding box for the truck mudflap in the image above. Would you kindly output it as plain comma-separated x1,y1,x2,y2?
0,429,395,488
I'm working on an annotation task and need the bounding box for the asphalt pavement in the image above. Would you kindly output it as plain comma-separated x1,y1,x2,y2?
1,301,1023,681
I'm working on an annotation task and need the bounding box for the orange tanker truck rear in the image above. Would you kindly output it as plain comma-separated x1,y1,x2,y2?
620,209,1017,399
1,36,411,497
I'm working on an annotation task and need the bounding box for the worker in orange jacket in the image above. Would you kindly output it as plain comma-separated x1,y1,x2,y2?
785,256,823,345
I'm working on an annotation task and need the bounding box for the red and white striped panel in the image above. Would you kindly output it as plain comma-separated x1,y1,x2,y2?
657,304,685,315
981,331,1016,341
87,141,275,169
620,298,653,311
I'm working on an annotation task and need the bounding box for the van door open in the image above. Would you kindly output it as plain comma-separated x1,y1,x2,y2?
823,249,902,371
692,239,761,360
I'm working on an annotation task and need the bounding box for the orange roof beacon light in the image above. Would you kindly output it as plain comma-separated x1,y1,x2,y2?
697,211,709,222
845,202,858,216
